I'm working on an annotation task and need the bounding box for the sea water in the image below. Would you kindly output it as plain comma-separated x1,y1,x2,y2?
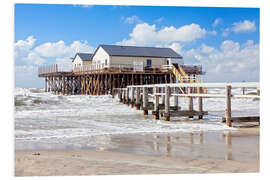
14,87,259,150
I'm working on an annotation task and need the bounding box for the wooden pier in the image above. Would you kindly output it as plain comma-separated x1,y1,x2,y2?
113,82,260,127
38,64,204,95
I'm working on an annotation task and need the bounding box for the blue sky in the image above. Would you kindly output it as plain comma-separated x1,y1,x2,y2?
14,4,260,88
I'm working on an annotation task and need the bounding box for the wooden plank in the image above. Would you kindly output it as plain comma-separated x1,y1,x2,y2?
221,116,260,123
159,110,208,117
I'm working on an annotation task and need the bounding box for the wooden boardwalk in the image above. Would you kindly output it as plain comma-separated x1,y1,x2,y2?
114,82,260,127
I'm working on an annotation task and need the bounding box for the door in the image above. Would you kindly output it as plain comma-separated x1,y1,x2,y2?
146,59,152,67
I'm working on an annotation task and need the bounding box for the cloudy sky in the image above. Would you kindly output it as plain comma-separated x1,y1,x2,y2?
15,4,259,88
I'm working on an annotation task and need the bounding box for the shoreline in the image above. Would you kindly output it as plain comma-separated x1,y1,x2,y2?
15,127,259,176
15,148,259,176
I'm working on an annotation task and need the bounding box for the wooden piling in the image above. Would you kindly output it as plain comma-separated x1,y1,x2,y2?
123,89,127,104
119,89,123,102
164,86,170,121
173,87,178,110
226,85,232,127
135,87,140,110
126,87,130,105
198,87,203,119
130,87,135,108
45,77,47,92
143,87,148,115
153,87,159,120
188,87,194,118
161,87,165,105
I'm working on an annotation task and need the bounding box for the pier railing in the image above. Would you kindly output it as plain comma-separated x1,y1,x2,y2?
39,63,203,75
114,82,260,127
73,63,170,73
38,64,72,75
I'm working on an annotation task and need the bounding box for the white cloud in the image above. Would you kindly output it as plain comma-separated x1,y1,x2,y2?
222,28,230,37
222,20,256,37
23,52,45,65
201,44,215,54
15,36,94,67
232,20,256,33
155,17,164,23
14,36,36,58
34,40,94,58
122,15,143,24
15,36,95,87
212,18,221,27
181,40,259,82
117,23,208,46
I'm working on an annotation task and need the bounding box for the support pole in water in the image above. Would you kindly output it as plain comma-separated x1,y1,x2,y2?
188,87,194,119
226,85,232,127
119,89,123,103
164,86,170,121
123,89,127,104
130,87,135,108
161,87,165,105
126,87,129,105
198,87,203,119
173,87,178,110
143,87,148,115
45,77,47,92
135,87,140,110
154,87,159,120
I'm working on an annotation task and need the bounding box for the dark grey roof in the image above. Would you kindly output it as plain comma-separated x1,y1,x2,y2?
99,45,182,58
74,53,93,61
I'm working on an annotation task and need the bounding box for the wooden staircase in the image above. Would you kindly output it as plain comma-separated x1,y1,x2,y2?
171,64,208,94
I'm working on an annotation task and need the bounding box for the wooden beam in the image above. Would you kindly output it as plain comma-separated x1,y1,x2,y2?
226,85,232,127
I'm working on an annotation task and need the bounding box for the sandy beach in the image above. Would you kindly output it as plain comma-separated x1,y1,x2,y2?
15,127,259,176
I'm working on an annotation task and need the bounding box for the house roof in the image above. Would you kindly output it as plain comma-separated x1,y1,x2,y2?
98,45,183,59
72,53,93,62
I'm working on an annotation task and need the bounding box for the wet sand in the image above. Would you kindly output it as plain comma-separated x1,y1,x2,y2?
15,127,259,176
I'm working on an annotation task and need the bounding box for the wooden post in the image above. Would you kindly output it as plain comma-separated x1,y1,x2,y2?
118,89,122,102
226,85,232,127
154,87,159,120
198,87,203,119
45,77,47,92
123,89,126,104
173,87,178,110
135,87,140,110
126,87,130,105
143,87,148,115
161,87,165,105
188,87,194,119
242,87,245,95
164,86,170,121
130,87,135,108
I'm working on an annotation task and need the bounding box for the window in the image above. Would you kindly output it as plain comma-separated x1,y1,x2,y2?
166,60,169,65
105,59,108,65
146,59,152,67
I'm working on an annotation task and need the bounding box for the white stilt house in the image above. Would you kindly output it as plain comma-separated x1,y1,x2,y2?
72,53,93,70
91,44,183,68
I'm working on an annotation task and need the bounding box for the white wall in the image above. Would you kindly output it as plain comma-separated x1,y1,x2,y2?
72,55,83,70
110,56,167,67
72,55,92,70
92,47,110,65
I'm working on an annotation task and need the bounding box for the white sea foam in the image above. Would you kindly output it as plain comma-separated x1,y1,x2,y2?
15,88,259,147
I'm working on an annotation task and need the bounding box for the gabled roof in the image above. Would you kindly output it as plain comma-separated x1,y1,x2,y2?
72,53,93,62
96,44,182,59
